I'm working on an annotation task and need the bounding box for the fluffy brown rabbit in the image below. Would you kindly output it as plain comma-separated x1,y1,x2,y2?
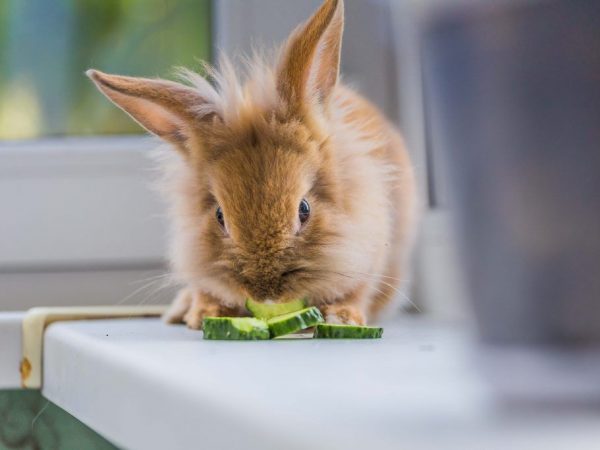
87,0,417,328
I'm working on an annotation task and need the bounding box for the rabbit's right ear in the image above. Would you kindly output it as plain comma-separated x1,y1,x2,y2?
86,69,219,148
277,0,344,112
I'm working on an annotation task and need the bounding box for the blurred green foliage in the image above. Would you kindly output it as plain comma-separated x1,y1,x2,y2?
0,0,212,139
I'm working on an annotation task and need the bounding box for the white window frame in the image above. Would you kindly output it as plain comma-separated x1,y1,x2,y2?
0,136,166,269
0,136,173,310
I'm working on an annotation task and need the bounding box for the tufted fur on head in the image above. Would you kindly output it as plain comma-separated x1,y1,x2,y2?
87,0,417,327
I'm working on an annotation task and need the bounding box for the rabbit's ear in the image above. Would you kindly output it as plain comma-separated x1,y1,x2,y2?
277,0,344,111
86,69,218,145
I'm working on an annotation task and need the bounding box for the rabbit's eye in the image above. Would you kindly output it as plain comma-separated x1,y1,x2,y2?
216,206,226,230
299,199,310,225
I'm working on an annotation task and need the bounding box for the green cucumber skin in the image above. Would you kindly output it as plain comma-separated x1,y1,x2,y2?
245,298,307,320
267,307,324,338
313,324,383,339
203,317,270,340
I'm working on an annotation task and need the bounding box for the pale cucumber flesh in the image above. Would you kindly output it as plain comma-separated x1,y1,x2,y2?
246,298,307,319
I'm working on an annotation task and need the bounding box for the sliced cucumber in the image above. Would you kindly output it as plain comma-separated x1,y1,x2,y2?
203,317,270,340
246,298,307,320
313,323,383,339
267,307,324,338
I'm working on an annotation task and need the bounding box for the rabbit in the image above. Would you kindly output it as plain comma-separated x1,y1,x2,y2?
86,0,418,329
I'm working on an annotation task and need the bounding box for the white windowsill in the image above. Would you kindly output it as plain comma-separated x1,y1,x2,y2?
0,135,157,173
1,315,598,450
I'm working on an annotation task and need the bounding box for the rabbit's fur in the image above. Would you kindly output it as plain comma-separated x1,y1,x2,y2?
87,0,417,327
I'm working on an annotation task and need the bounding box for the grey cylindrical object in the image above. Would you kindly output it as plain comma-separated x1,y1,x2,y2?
423,0,600,343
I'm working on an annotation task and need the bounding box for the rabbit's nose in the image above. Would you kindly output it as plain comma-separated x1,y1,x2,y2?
244,283,281,302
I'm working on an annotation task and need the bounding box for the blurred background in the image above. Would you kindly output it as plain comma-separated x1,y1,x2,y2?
2,0,600,449
0,0,465,320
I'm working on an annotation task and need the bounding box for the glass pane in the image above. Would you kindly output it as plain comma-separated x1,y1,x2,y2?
0,0,212,140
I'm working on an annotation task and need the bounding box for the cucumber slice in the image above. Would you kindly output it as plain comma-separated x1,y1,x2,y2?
246,298,307,320
203,317,270,340
267,307,324,338
313,323,383,339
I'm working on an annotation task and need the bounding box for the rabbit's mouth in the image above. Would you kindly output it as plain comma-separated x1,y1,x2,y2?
239,268,308,302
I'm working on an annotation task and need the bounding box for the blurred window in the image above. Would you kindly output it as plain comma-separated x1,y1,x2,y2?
0,0,212,140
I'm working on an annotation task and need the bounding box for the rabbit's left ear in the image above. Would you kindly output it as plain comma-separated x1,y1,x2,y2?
277,0,344,111
86,69,218,148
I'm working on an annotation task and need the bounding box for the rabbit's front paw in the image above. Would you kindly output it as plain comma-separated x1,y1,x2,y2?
162,288,193,324
183,303,220,330
322,304,366,325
